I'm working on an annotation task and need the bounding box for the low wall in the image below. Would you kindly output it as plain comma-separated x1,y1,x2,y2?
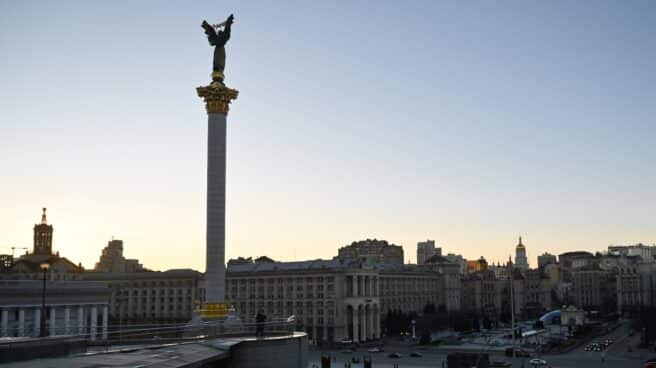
227,333,308,368
0,338,87,363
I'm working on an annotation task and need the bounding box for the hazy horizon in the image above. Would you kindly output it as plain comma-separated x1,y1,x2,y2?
2,1,655,271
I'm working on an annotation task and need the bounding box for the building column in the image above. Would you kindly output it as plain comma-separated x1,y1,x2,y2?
353,306,360,343
34,308,41,337
1,309,8,337
368,306,374,340
77,306,85,335
352,276,357,297
376,307,381,338
364,306,369,341
102,305,108,340
18,308,25,337
49,306,57,336
90,306,97,341
64,307,70,335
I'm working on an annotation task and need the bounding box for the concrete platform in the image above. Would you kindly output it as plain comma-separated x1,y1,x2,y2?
1,333,308,368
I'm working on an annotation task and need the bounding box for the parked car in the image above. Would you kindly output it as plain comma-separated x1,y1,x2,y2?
410,351,423,357
490,361,512,367
367,347,381,353
529,358,547,366
388,352,403,358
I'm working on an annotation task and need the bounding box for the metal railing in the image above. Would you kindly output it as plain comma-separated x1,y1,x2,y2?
0,316,299,350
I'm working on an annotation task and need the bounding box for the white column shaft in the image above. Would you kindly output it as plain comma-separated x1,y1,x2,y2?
78,306,85,334
363,308,368,341
49,306,57,336
33,308,41,337
1,309,8,337
64,307,70,335
102,305,108,340
205,112,227,303
18,308,25,337
90,306,97,340
353,307,359,343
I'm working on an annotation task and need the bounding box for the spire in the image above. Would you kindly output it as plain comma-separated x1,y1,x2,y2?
519,236,522,245
41,208,47,225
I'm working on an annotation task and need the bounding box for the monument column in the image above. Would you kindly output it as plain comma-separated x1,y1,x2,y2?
197,73,238,319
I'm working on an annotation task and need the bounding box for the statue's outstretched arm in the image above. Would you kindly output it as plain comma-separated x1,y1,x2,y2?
201,20,218,46
217,14,234,45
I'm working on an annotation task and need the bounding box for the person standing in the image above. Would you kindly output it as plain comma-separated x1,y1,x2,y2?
255,309,266,337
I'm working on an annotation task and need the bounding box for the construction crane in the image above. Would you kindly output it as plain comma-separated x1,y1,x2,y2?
10,246,28,257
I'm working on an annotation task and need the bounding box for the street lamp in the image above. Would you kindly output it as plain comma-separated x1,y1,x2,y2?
40,262,50,338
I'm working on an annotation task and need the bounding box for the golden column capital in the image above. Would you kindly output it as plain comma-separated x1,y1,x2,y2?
196,82,239,115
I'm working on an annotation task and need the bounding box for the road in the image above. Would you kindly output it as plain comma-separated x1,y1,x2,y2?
309,323,649,368
308,349,643,368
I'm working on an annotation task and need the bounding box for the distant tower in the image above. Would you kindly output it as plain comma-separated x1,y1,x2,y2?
514,236,528,270
33,208,53,255
417,240,441,264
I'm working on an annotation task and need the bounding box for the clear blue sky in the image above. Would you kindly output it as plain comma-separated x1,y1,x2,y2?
1,1,655,270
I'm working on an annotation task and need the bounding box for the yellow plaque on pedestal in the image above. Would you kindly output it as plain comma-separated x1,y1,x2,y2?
201,302,229,319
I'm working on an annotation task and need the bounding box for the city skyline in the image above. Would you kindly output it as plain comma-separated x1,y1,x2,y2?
2,1,655,271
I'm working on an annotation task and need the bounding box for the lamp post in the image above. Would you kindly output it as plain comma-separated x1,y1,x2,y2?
40,262,50,338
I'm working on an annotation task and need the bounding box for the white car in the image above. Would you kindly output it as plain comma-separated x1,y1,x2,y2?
529,358,547,366
367,347,381,353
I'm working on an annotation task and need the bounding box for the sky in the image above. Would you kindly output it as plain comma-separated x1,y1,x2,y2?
1,1,655,271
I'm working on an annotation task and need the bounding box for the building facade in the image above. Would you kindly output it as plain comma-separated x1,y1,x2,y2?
417,240,441,265
0,280,110,339
571,265,616,312
608,244,656,261
336,239,404,265
81,269,202,323
537,253,557,269
226,258,381,343
95,239,143,273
